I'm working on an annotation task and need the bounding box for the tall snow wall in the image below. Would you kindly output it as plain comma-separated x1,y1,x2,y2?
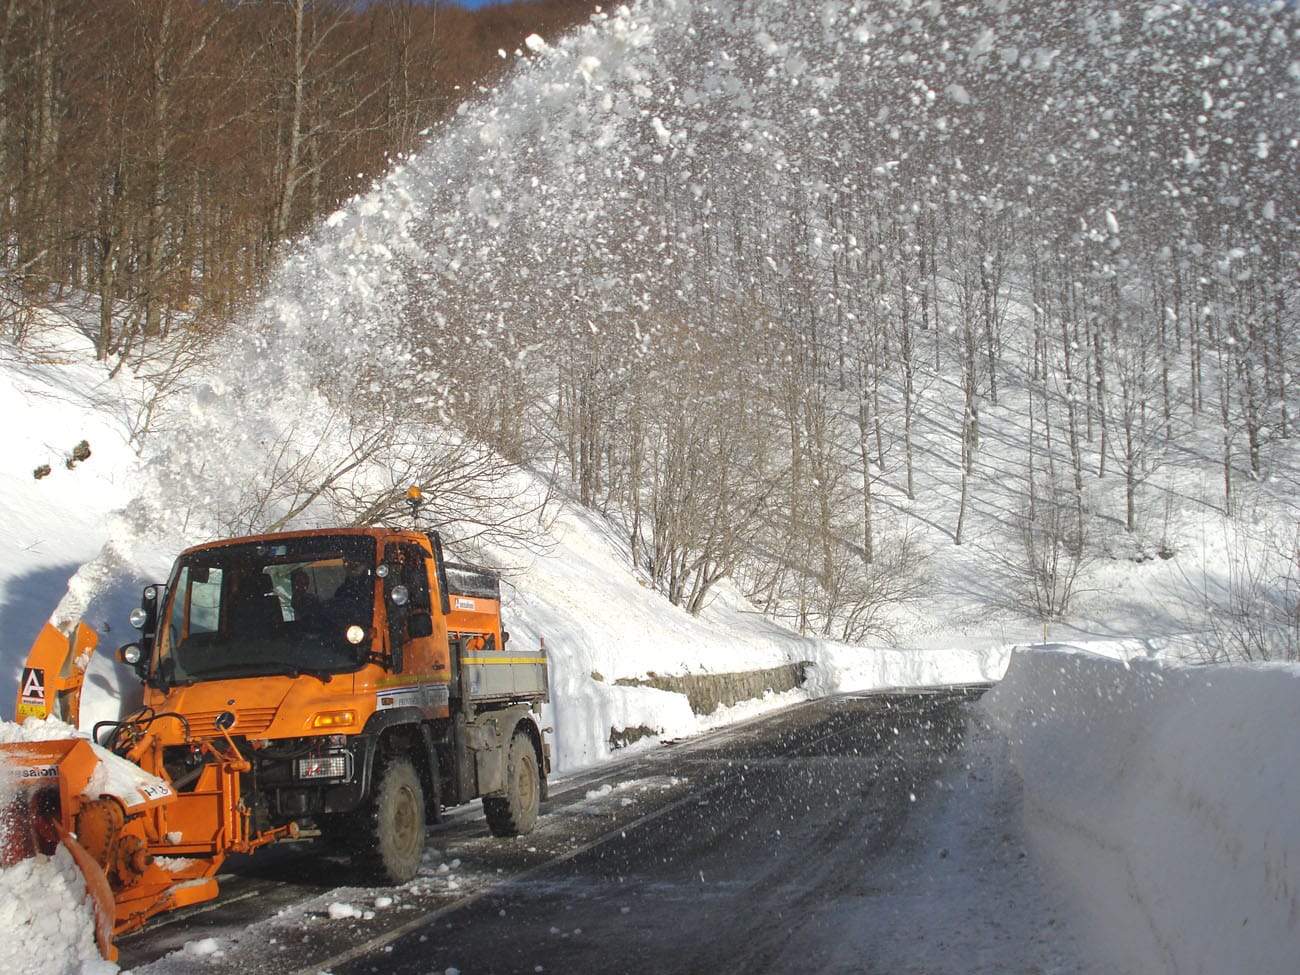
983,648,1300,975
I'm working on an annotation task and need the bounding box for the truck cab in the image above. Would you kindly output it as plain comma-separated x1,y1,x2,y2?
117,526,549,882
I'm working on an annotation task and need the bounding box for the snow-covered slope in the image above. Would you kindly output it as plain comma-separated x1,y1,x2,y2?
5,317,1300,975
0,325,152,724
0,315,1010,769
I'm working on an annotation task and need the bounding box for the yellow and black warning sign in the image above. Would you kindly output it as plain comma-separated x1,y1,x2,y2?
17,667,47,720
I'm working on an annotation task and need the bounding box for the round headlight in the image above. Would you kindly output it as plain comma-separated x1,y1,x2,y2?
128,607,149,630
375,564,391,579
346,625,366,645
121,644,142,665
143,585,158,602
390,585,410,607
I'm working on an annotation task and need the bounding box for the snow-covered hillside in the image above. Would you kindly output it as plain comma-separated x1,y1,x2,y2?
0,314,1013,762
3,312,1300,975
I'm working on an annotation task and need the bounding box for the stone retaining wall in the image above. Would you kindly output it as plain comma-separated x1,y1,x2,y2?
615,661,812,716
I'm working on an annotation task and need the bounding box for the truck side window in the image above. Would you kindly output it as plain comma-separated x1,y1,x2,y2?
383,543,434,655
174,565,222,639
399,544,432,612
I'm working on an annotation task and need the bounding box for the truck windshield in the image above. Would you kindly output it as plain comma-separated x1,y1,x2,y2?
153,535,378,685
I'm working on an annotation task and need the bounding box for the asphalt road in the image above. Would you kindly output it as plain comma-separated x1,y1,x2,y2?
119,686,992,975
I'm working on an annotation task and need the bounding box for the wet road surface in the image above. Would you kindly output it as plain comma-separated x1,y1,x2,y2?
120,687,993,974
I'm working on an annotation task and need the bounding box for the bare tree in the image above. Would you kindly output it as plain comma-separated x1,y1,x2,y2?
1190,520,1299,663
951,251,984,547
823,526,929,645
1017,473,1089,621
1100,316,1167,535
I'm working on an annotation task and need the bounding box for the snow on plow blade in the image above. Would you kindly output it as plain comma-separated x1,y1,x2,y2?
0,737,118,961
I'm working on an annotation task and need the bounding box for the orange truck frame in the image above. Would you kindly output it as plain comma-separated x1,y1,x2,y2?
5,523,549,960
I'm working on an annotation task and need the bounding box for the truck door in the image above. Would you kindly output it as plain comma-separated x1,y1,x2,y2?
381,542,450,717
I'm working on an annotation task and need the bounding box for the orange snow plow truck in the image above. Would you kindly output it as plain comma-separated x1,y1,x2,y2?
1,520,549,961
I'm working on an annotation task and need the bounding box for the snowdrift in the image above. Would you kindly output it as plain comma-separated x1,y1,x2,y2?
984,647,1300,975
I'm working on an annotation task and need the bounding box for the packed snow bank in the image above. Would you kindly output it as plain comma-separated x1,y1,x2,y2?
0,324,146,712
983,647,1300,975
0,843,115,975
809,638,1012,693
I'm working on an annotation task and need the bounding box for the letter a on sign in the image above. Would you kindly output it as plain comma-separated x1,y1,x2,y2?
18,667,46,719
21,668,45,703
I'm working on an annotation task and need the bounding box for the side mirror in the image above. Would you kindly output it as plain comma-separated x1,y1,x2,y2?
408,612,433,639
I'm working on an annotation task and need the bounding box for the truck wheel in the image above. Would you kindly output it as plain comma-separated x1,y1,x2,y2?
368,757,426,882
484,732,540,837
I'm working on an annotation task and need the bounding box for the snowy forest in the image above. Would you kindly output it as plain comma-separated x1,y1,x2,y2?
5,0,1299,658
0,0,599,354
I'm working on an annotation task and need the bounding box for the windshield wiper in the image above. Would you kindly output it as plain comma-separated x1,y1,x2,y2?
245,662,336,685
280,666,334,684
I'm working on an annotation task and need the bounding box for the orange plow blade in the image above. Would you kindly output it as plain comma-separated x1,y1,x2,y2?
55,821,118,962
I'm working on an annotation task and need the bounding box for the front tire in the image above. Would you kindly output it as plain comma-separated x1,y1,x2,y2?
484,731,540,837
366,757,426,882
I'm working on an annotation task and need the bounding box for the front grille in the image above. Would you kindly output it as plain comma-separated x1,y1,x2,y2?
188,707,279,737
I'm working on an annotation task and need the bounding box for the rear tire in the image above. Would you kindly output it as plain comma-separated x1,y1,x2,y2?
366,757,426,882
484,731,540,837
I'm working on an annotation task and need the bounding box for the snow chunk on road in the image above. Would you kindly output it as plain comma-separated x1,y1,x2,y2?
180,937,224,958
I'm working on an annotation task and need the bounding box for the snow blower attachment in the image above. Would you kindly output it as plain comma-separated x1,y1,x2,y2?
1,523,550,961
2,736,128,961
3,630,283,961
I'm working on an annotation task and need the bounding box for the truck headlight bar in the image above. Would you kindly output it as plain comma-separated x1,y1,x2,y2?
295,752,353,781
